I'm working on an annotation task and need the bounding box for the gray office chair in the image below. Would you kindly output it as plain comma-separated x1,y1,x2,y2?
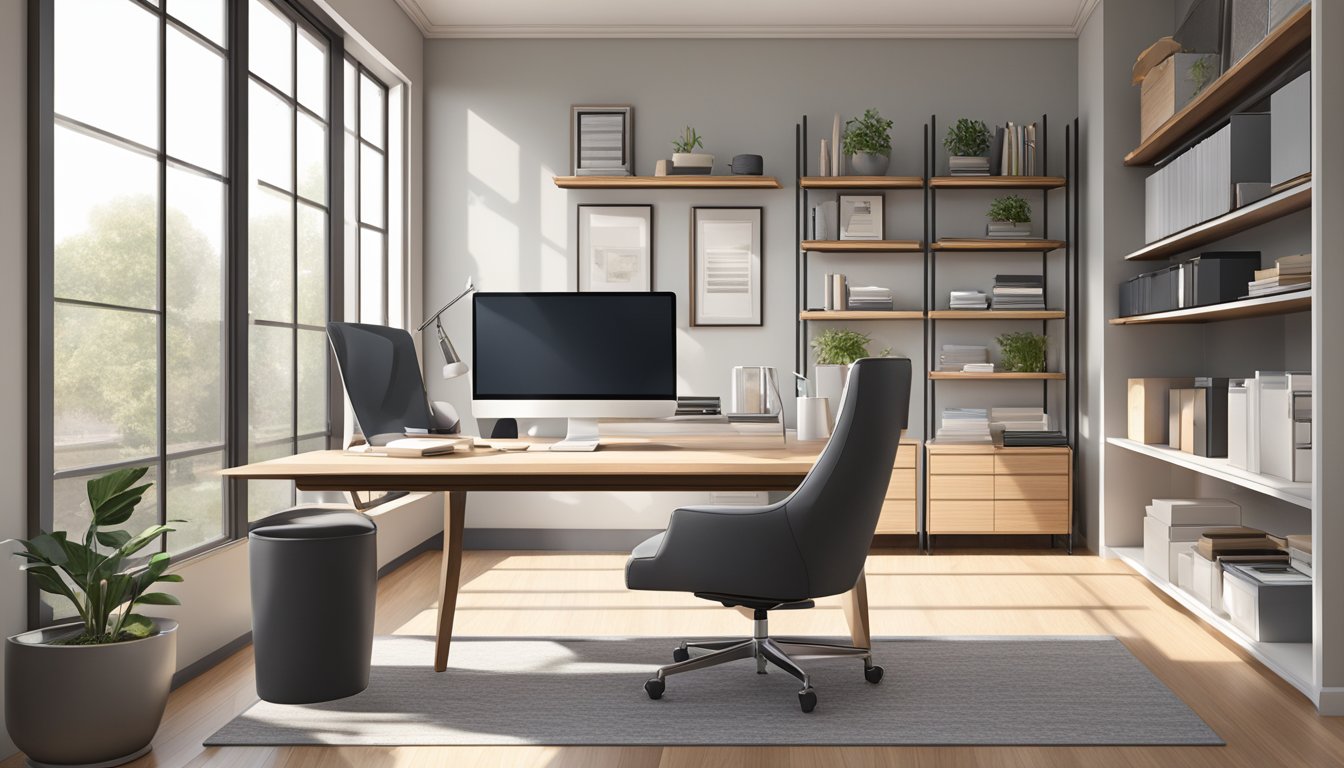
626,356,911,712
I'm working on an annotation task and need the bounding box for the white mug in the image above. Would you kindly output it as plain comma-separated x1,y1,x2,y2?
796,397,831,441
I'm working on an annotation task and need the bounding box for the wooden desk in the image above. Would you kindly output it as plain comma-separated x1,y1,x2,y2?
225,438,874,672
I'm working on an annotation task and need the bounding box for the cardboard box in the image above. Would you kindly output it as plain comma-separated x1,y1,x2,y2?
1140,53,1221,141
1128,378,1195,444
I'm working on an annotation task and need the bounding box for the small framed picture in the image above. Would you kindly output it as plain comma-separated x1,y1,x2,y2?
571,105,633,176
690,207,763,327
839,194,884,240
577,204,653,292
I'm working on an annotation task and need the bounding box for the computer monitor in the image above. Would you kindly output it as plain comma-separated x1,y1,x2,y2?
471,292,677,449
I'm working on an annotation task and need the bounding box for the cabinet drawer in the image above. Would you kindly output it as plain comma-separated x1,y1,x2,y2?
894,447,918,470
929,454,994,475
929,474,994,500
995,500,1070,533
995,454,1069,475
928,501,994,533
995,474,1070,500
886,469,917,499
875,499,916,534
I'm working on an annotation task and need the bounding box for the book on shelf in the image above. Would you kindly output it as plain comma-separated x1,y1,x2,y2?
949,156,990,176
847,285,894,311
937,408,992,443
962,363,995,373
1247,252,1312,297
949,290,989,310
1002,430,1068,447
991,274,1045,310
1195,526,1286,560
938,344,988,371
990,121,1039,177
823,273,848,311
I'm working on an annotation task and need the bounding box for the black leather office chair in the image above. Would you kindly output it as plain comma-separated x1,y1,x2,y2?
625,357,911,712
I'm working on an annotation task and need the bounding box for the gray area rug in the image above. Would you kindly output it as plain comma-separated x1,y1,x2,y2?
207,635,1222,747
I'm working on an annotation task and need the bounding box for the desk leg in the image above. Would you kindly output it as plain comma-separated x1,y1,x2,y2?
433,491,467,672
841,569,871,649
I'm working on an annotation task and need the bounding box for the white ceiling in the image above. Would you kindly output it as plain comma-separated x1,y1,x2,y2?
395,0,1100,39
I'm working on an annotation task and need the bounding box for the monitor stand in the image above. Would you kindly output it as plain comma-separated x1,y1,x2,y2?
546,417,601,452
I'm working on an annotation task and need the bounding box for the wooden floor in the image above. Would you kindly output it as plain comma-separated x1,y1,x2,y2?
10,546,1344,768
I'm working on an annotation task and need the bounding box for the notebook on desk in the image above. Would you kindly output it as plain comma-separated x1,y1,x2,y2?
349,436,475,457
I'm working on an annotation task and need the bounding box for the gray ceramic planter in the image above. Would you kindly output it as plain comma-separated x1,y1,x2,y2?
6,619,177,768
849,152,890,176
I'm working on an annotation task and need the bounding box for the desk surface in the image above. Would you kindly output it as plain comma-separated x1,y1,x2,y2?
222,437,827,493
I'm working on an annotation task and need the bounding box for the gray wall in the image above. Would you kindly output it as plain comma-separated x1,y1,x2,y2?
0,1,26,759
424,37,1078,531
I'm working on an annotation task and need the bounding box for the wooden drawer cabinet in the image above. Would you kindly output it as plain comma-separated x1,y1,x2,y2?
877,499,917,534
926,444,1072,535
875,439,920,535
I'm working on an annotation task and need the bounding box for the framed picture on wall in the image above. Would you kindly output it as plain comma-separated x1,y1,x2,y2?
690,206,763,327
571,105,633,176
839,194,884,240
577,204,653,292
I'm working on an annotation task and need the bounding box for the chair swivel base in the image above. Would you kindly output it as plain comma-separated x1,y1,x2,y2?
642,611,883,713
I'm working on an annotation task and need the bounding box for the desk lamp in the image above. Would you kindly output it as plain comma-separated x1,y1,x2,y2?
419,276,476,379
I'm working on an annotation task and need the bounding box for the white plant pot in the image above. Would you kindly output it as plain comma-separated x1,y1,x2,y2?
672,152,714,169
814,364,851,423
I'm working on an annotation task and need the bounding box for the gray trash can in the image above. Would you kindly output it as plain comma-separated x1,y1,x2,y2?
249,506,377,704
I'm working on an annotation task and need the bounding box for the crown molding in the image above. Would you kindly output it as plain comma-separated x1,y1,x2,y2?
395,0,1096,39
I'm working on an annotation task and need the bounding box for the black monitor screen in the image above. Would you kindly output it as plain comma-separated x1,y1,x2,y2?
472,292,676,399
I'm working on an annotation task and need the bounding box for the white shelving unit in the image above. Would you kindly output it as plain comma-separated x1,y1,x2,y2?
1106,438,1312,508
1111,547,1314,700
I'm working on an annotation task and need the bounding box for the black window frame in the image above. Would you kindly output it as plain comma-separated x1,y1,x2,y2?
27,0,347,629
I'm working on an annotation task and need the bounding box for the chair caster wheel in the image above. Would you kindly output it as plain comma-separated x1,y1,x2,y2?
672,647,690,663
865,664,885,684
798,688,817,713
644,678,665,700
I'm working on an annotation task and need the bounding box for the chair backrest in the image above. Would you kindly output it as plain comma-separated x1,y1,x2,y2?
784,357,911,597
326,322,432,445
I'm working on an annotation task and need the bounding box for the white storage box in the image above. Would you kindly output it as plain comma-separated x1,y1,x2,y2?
1260,372,1311,482
1149,498,1240,526
1222,565,1312,642
1144,514,1225,582
1190,553,1227,615
1176,547,1196,593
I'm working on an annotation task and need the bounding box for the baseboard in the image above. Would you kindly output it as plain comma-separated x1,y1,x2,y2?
1316,686,1344,716
172,631,252,690
379,531,445,576
463,528,662,551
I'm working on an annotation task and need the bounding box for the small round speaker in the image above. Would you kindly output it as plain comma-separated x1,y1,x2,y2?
729,154,763,175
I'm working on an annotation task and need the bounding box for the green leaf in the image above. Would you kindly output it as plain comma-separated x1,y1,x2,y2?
134,592,180,606
24,533,68,566
57,538,99,581
118,614,155,638
142,552,172,581
91,483,152,527
86,467,149,511
116,524,173,560
154,573,184,583
94,529,132,549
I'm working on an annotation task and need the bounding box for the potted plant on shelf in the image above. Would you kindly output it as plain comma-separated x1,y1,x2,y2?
986,193,1033,239
5,467,183,768
996,331,1048,373
811,328,889,406
842,108,894,176
943,118,991,176
671,126,714,173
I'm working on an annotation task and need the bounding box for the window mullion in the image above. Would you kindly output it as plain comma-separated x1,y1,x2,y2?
156,0,169,545
226,0,251,540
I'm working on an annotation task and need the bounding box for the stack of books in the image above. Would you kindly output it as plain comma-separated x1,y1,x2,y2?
675,396,721,416
991,407,1050,432
986,222,1032,239
962,363,995,373
1224,562,1312,587
936,408,992,443
1196,527,1286,560
949,156,990,176
1247,253,1311,297
990,121,1039,176
938,344,988,372
1002,430,1068,447
1288,534,1312,577
949,290,989,310
991,275,1045,310
847,285,894,311
822,273,848,310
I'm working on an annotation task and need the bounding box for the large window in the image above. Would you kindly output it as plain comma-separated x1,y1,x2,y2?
30,0,404,622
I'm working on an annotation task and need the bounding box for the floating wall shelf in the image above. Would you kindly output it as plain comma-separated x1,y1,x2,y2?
552,175,781,189
1109,290,1310,325
1124,180,1311,261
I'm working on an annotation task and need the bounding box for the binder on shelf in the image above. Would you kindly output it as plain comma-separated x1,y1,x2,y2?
1228,379,1250,469
1259,372,1311,482
1194,377,1230,458
1129,378,1195,444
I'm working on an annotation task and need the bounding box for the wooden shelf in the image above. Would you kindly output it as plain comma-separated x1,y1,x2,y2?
933,239,1066,252
799,310,924,321
1110,546,1314,701
802,240,923,253
552,175,781,189
929,176,1066,190
929,371,1067,381
1106,437,1311,508
801,176,923,189
1109,290,1310,325
1124,4,1312,166
928,310,1065,320
1124,180,1311,260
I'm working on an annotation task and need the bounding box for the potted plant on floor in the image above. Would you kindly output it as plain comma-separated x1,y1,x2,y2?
811,328,888,406
5,466,183,768
671,126,714,173
996,331,1048,373
943,118,991,175
986,193,1033,239
842,108,894,176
